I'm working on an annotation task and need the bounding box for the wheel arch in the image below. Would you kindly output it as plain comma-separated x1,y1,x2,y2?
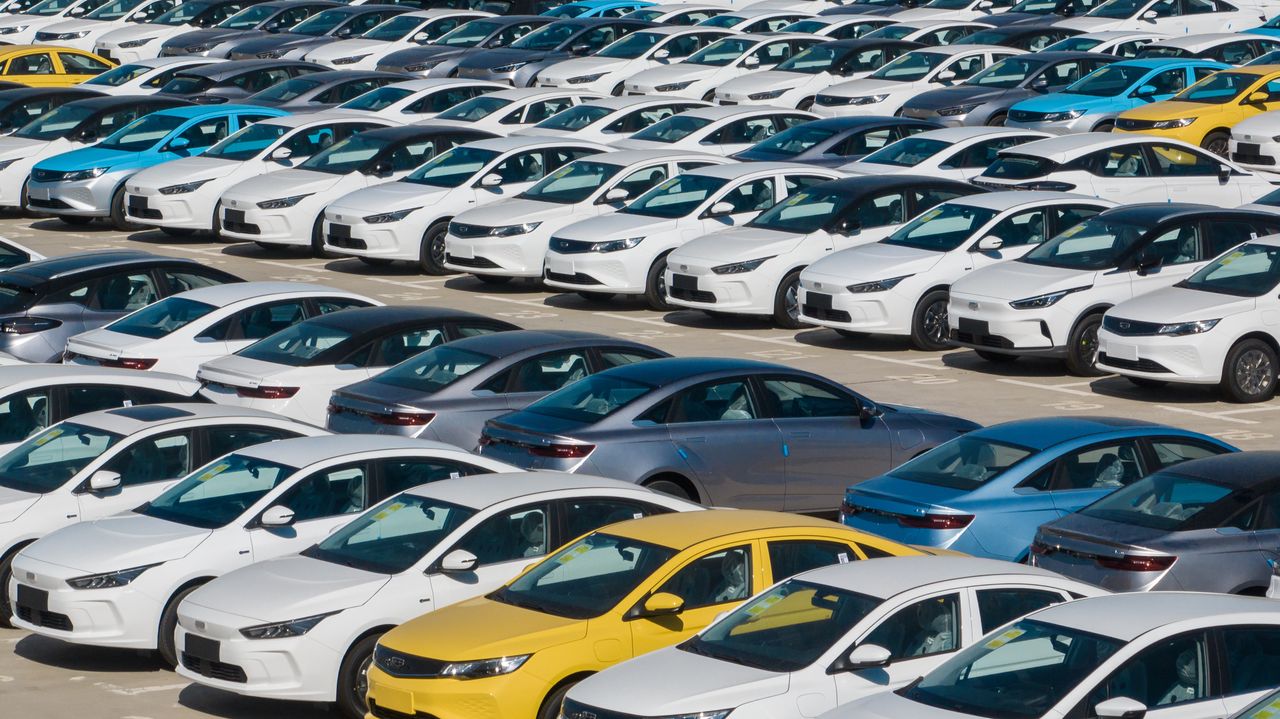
640,471,702,504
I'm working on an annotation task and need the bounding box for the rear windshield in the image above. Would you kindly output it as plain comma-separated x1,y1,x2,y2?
374,345,493,394
105,296,217,339
158,74,214,96
84,62,150,87
523,373,652,423
237,321,354,366
890,436,1034,489
0,283,37,314
980,153,1057,180
1079,472,1233,530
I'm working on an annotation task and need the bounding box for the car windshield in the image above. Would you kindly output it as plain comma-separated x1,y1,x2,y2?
218,4,279,29
364,14,426,41
776,44,843,74
204,121,290,161
95,113,184,152
1045,35,1100,52
302,494,477,574
628,114,711,143
0,423,123,494
1235,689,1280,719
699,13,743,27
902,619,1124,719
891,435,1034,489
373,344,493,394
1063,63,1146,96
158,73,213,95
490,532,676,619
300,133,385,175
1177,242,1280,297
85,0,145,21
883,203,1000,251
980,153,1057,180
969,57,1041,88
681,579,879,672
25,0,77,15
534,103,611,131
523,373,653,423
252,78,323,104
521,159,624,203
291,8,350,36
623,173,726,218
1080,472,1232,530
1008,0,1059,12
434,18,502,47
1087,0,1145,18
871,51,946,82
509,22,576,51
866,24,916,40
1022,217,1145,270
237,321,354,365
689,36,753,67
749,186,854,234
750,124,838,156
597,29,662,59
1175,71,1253,104
140,454,298,529
862,137,949,167
925,0,973,8
404,146,499,187
83,62,150,87
14,102,98,140
105,296,218,339
155,0,218,25
340,85,414,111
435,95,510,121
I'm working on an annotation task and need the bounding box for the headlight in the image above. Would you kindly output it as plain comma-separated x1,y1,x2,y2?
589,236,644,252
405,59,444,72
362,207,419,223
488,221,542,236
240,611,340,640
846,275,912,293
848,94,888,106
492,61,528,73
62,167,110,182
748,89,786,100
118,37,155,47
159,179,209,195
1150,117,1196,129
439,654,531,680
257,194,312,209
1008,285,1091,309
1156,318,1219,336
712,256,774,274
568,72,605,84
332,54,369,65
0,25,29,34
59,30,90,39
1042,109,1082,122
938,103,980,117
66,563,161,589
656,80,694,91
185,43,215,53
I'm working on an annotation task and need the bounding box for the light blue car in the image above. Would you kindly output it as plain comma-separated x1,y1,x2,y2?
541,0,653,17
839,417,1236,562
27,104,288,231
1249,14,1280,38
1005,58,1228,134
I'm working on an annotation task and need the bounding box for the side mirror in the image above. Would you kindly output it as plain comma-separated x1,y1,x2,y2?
260,505,295,527
977,0,993,8
270,146,293,162
75,129,97,143
601,186,630,203
88,470,121,492
1095,697,1147,719
570,42,591,55
832,218,860,235
1141,9,1157,19
439,548,478,573
653,48,670,60
413,31,430,42
478,173,503,187
168,136,191,152
1135,252,1163,275
976,235,1003,251
705,200,735,217
1133,84,1157,98
832,644,893,672
859,403,883,421
936,70,957,83
742,55,760,68
640,591,684,616
1248,90,1269,104
370,161,393,178
1030,75,1049,92
1218,164,1231,183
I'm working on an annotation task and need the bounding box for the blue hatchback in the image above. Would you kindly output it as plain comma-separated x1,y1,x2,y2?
840,417,1237,561
27,104,288,231
542,0,653,17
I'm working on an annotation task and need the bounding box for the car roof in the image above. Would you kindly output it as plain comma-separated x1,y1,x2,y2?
466,135,604,152
57,94,189,112
129,56,224,69
444,328,641,356
797,115,935,131
236,434,467,465
1094,203,1275,226
145,103,273,120
0,364,198,387
1144,32,1268,49
180,59,319,79
314,3,404,15
1,250,196,283
606,508,846,547
679,104,805,121
812,174,976,195
171,280,359,306
485,86,598,101
632,24,724,36
0,87,101,102
70,402,300,433
1026,592,1279,641
572,95,704,111
909,44,1013,56
276,70,403,85
687,161,832,179
1020,50,1114,62
824,37,924,51
1003,131,1169,160
587,148,723,165
799,556,1075,598
359,124,495,141
255,112,383,129
965,415,1169,450
594,356,781,385
1159,451,1280,488
1113,57,1226,69
403,470,651,508
947,190,1109,211
308,305,493,330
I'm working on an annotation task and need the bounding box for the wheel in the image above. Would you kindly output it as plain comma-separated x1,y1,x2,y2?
644,255,672,311
210,201,223,240
1220,339,1278,403
359,257,393,267
985,113,1007,127
309,214,331,258
576,291,614,301
336,633,382,719
797,96,815,111
1201,130,1230,158
835,330,869,340
644,477,694,501
538,684,579,719
475,274,512,285
60,215,93,226
975,349,1018,363
0,550,16,628
772,270,804,329
160,227,195,237
1065,314,1104,377
910,290,951,352
1126,376,1167,389
1093,121,1114,133
157,585,201,669
611,82,624,96
418,220,450,275
110,186,143,232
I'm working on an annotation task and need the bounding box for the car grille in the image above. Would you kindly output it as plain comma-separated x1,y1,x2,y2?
445,253,500,269
448,222,491,238
1102,316,1163,336
549,237,594,254
814,94,851,107
31,169,65,183
222,217,260,235
16,605,73,631
373,646,446,678
1008,109,1048,123
130,206,163,220
802,305,851,323
368,702,437,719
1114,117,1157,131
327,235,366,250
1097,353,1171,373
1232,152,1275,166
545,269,602,285
180,653,248,683
952,328,1016,349
668,286,716,303
27,197,71,210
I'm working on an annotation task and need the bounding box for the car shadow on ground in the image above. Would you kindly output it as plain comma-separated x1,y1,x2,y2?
12,633,162,673
179,683,335,718
1087,375,1229,405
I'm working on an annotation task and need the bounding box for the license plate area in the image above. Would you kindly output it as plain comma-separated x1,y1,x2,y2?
958,317,989,336
672,273,698,291
186,634,220,663
807,292,833,310
16,584,48,612
225,209,246,224
329,223,351,239
128,195,148,211
1238,142,1261,156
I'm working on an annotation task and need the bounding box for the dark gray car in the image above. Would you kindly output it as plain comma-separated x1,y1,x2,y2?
158,0,340,57
243,69,402,110
156,59,323,103
223,4,408,60
374,15,553,77
327,330,670,448
983,0,1106,26
477,357,980,512
1031,451,1280,595
451,17,654,87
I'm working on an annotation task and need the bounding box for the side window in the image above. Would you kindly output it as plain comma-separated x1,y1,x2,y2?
230,301,307,341
387,139,437,171
0,242,29,268
775,114,810,131
0,389,49,443
768,539,858,579
177,117,231,150
1028,440,1145,491
760,377,859,418
277,464,367,523
59,53,110,75
6,53,54,75
65,384,134,418
1144,222,1201,266
863,594,961,660
454,504,551,565
95,272,158,312
491,151,547,183
379,458,483,496
661,34,700,58
657,545,752,609
975,588,1065,634
162,269,224,294
1181,0,1216,13
315,297,372,315
668,379,757,423
408,87,478,114
1114,40,1147,58
562,497,667,541
855,191,907,228
545,147,597,170
942,137,1035,169
913,188,968,213
1089,146,1150,177
718,178,776,214
321,79,386,104
46,280,92,306
1051,204,1103,234
1086,633,1211,711
1147,144,1220,177
1149,0,1178,15
523,97,573,124
1148,439,1227,469
677,160,718,173
1041,61,1086,90
1203,221,1259,257
987,209,1048,248
493,23,536,46
1147,68,1188,96
205,426,297,461
507,350,589,393
283,126,339,157
1223,627,1280,696
1212,41,1256,64
946,54,985,81
835,128,893,157
708,117,777,145
374,327,445,367
103,432,192,486
128,387,192,405
613,164,668,198
750,41,793,66
1191,66,1218,82
598,348,661,367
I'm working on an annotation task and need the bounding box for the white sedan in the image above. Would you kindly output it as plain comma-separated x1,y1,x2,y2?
0,403,324,627
92,0,254,63
0,0,104,45
612,105,817,155
430,87,604,133
32,0,180,51
696,7,812,34
326,78,506,122
861,18,994,44
1042,29,1165,57
300,9,494,70
175,472,701,719
64,281,378,378
444,149,732,281
542,162,843,309
813,45,1022,117
623,33,826,101
1228,109,1280,175
513,96,711,144
322,136,609,274
534,26,736,96
842,127,1050,181
79,55,221,95
124,114,399,236
1054,0,1265,36
7,435,519,668
798,191,1114,348
779,15,899,40
876,0,1016,21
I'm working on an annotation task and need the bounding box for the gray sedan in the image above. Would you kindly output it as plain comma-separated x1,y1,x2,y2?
243,69,402,110
477,357,980,513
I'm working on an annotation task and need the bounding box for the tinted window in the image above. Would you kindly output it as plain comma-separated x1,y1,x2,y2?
278,464,367,523
863,594,961,660
976,588,1064,633
379,458,482,496
761,378,857,418
668,380,756,423
103,432,191,486
455,504,550,565
768,539,857,578
657,545,752,609
1085,633,1210,711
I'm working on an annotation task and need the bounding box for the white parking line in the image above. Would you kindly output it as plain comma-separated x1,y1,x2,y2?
1212,405,1280,416
93,682,188,696
1155,405,1258,425
594,311,668,326
997,378,1096,397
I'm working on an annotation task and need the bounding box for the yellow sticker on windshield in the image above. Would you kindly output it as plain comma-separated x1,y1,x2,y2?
197,463,230,482
1221,251,1246,265
32,427,63,446
373,502,406,521
919,207,944,222
1060,224,1084,238
745,593,784,616
984,627,1026,650
1248,698,1280,719
558,543,592,563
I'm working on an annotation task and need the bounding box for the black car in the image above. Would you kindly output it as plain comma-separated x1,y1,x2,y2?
223,4,409,60
983,0,1106,25
96,0,277,62
157,59,324,103
734,115,941,166
8,94,188,151
0,87,102,135
955,24,1082,51
450,17,653,87
820,0,924,15
159,0,340,57
375,15,553,76
243,69,403,110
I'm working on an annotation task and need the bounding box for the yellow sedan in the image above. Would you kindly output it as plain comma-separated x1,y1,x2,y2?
0,46,114,87
1115,65,1280,156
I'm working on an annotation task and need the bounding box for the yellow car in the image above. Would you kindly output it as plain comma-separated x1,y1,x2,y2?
1115,65,1280,156
365,510,929,719
0,46,114,87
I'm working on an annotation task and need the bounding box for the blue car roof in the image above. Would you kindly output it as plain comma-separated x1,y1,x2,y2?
1110,58,1227,70
150,104,288,120
964,416,1188,450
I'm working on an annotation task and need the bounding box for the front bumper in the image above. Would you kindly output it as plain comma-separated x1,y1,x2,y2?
947,291,1063,356
0,155,41,207
796,273,916,335
323,213,424,262
26,169,130,217
1004,113,1101,135
125,183,220,231
1095,326,1222,384
542,249,647,294
365,661,550,719
9,555,165,650
663,261,779,315
443,230,551,278
219,196,312,246
1230,134,1280,175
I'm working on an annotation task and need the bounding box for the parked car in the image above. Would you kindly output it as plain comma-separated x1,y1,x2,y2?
623,33,828,101
373,15,553,78
155,58,323,103
240,69,402,110
450,17,655,87
300,8,495,69
157,0,340,59
94,0,277,64
612,105,818,156
623,2,726,25
842,126,1049,180
1054,0,1266,36
0,86,102,137
1227,108,1280,173
0,236,42,268
1041,28,1164,56
80,55,221,94
543,0,653,18
952,23,1082,51
33,0,186,52
533,25,735,96
326,77,505,121
1135,32,1280,64
513,96,711,144
222,4,409,60
732,115,941,166
813,45,1022,116
984,0,1107,26
429,86,603,132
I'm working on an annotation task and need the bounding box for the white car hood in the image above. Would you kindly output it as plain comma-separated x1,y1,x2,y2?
828,691,971,719
197,354,298,388
100,23,186,44
327,180,448,215
454,198,572,226
225,168,343,202
539,55,632,81
23,513,211,573
808,241,945,282
183,555,390,623
132,155,245,188
306,38,393,62
1054,16,1122,31
65,327,159,358
0,135,58,160
825,77,915,97
0,485,39,525
557,212,675,241
672,226,803,263
570,647,790,714
953,260,1094,301
1109,286,1254,323
40,17,104,33
718,70,810,95
629,62,718,88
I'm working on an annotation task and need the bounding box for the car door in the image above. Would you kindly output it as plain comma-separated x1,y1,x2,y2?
1220,625,1280,714
55,52,110,84
481,347,593,411
3,52,59,87
972,586,1071,636
1238,492,1280,586
1076,630,1226,719
1145,142,1241,205
248,461,372,560
964,206,1054,273
79,429,193,519
1084,144,1161,201
428,501,554,607
1031,438,1148,515
78,270,161,330
1126,220,1207,299
835,592,968,704
694,175,779,236
629,541,759,657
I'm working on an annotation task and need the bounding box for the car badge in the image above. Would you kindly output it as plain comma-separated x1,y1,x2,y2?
195,621,206,631
968,302,979,311
1119,322,1130,330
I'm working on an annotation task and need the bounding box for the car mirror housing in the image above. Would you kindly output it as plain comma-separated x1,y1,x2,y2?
88,470,121,492
859,403,883,421
1141,9,1157,19
167,136,191,152
439,548,479,573
704,200,736,218
976,235,1004,251
1218,164,1231,183
829,644,892,674
639,592,685,617
271,146,293,162
1247,90,1269,104
479,173,503,188
260,505,296,527
936,70,957,83
1095,697,1147,719
1135,252,1163,275
600,186,630,203
1133,84,1157,98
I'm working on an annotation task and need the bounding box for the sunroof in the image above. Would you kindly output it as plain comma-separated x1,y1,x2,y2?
105,405,194,421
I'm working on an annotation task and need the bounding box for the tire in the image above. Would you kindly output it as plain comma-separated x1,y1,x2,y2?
418,220,450,275
1093,121,1114,133
772,270,803,329
160,227,195,238
1064,313,1104,377
797,96,815,111
577,291,613,301
359,257,393,267
975,349,1018,363
910,290,950,352
611,82,624,96
110,187,143,232
644,477,694,501
1219,339,1278,403
835,330,869,340
309,214,330,258
1201,130,1230,158
209,201,223,240
644,255,672,311
157,584,201,669
1126,376,1167,389
475,274,512,285
0,550,16,628
985,113,1007,127
336,633,381,719
60,214,93,226
539,683,578,719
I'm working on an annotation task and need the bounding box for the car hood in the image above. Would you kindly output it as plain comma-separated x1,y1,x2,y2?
953,260,1093,301
808,241,945,282
101,23,187,43
670,226,804,264
1108,285,1253,323
456,47,559,70
557,212,675,241
0,485,39,524
380,595,588,660
225,168,343,200
717,70,811,94
826,77,914,97
34,146,141,173
1120,99,1214,121
570,646,790,714
539,55,633,80
1054,16,1122,31
65,327,159,357
327,180,448,214
23,513,211,573
908,85,1018,110
306,38,391,60
1013,90,1117,113
455,198,573,226
132,155,244,187
197,353,296,387
40,17,104,33
629,62,718,87
0,135,60,159
183,555,391,623
230,32,320,54
165,28,251,47
380,45,467,65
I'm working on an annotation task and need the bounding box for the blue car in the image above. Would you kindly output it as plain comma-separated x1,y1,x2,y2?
542,0,653,18
1250,14,1280,38
1004,58,1228,134
840,417,1237,561
27,104,288,231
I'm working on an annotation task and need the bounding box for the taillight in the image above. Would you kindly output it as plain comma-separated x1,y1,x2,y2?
1,316,61,334
375,411,434,426
236,385,300,399
477,434,493,447
528,443,594,458
897,513,974,530
1096,554,1177,572
103,357,157,370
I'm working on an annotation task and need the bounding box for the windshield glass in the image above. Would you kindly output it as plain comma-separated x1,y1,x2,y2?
521,159,622,203
968,57,1040,88
524,373,652,423
862,137,949,167
628,114,711,143
1178,242,1280,297
597,30,662,59
1087,0,1145,18
1176,71,1253,104
434,18,501,47
84,62,149,87
300,133,385,175
866,24,916,40
303,494,477,574
926,0,973,7
340,85,414,111
155,0,216,25
891,435,1034,489
883,203,999,252
624,173,726,218
0,284,36,314
689,36,753,67
0,423,122,494
373,344,493,393
218,3,278,29
491,532,676,619
204,121,289,161
85,0,144,20
1022,217,1144,270
158,73,212,95
749,124,838,156
1009,0,1059,11
105,296,217,339
96,113,184,151
698,13,742,27
682,579,879,671
510,22,576,51
1063,63,1144,95
252,77,322,103
534,103,611,131
25,0,77,15
1080,472,1231,530
903,619,1124,719
749,186,852,234
14,102,97,140
980,153,1056,180
141,454,297,529
871,51,945,81
364,14,425,40
291,8,349,36
405,146,498,187
776,44,844,74
1045,35,1100,52
435,95,510,121
238,321,353,365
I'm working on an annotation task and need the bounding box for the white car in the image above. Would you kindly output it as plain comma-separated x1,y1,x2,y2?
94,0,247,64
862,18,994,44
623,33,826,101
813,45,1022,116
542,162,843,309
514,96,712,144
875,0,1016,21
665,175,983,327
175,472,701,719
1136,32,1280,64
218,124,496,254
565,557,1103,719
0,235,41,268
1054,0,1266,35
124,114,400,235
32,0,181,51
624,3,729,25
300,9,494,70
7,435,519,668
612,105,818,155
1097,234,1280,402
326,78,506,122
64,281,379,378
946,203,1280,374
842,127,1050,181
696,7,812,33
0,0,106,45
322,136,609,274
444,149,732,281
0,403,324,627
971,133,1275,204
1228,109,1280,174
429,87,604,133
534,26,736,96
1043,28,1165,57
820,593,1280,719
797,191,1114,348
779,15,899,40
79,55,222,95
